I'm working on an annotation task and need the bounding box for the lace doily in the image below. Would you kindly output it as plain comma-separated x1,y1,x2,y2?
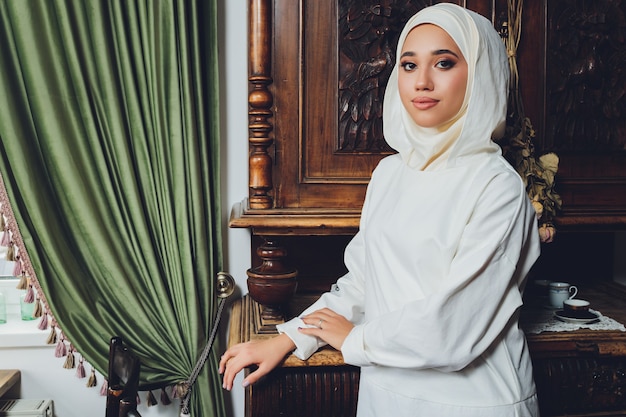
521,308,626,334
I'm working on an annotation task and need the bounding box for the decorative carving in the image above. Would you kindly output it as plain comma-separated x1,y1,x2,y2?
546,0,626,150
247,365,360,417
533,357,626,415
337,0,428,152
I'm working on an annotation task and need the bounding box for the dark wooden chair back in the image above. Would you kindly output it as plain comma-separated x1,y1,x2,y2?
105,336,142,417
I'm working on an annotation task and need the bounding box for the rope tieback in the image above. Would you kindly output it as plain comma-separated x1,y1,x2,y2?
178,272,235,417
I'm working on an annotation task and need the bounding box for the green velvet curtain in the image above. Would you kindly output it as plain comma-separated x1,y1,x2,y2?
0,1,224,415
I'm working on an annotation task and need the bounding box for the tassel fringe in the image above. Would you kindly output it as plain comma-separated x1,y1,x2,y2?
76,358,86,378
33,299,42,318
46,325,57,345
55,338,67,358
63,351,75,369
160,388,172,405
6,243,14,261
38,313,48,330
146,390,158,407
12,256,22,276
87,368,97,387
24,285,34,303
16,274,28,290
100,380,108,396
174,382,188,399
1,230,10,247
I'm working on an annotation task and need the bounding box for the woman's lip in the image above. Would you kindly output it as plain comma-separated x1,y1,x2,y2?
412,98,438,110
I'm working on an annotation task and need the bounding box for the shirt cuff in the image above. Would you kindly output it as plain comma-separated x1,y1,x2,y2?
276,317,327,360
340,324,369,366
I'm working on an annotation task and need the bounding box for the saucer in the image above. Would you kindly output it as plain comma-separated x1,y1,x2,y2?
554,310,600,324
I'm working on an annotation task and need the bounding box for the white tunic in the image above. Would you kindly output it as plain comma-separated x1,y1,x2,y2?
277,153,540,416
277,4,541,416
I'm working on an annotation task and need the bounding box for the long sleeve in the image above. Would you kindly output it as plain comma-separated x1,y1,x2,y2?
275,195,371,359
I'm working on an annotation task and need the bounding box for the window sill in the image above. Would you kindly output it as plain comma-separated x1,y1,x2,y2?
0,315,49,348
0,278,50,348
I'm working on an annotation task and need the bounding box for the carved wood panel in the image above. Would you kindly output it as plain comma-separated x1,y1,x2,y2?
268,0,505,210
543,0,626,226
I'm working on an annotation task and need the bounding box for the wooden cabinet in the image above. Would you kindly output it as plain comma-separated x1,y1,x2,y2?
237,0,626,223
229,1,626,416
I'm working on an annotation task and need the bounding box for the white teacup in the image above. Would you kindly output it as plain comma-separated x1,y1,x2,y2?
548,282,578,308
563,298,590,313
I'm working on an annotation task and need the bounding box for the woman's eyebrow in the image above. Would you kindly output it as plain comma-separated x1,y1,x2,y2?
400,49,460,59
433,49,460,58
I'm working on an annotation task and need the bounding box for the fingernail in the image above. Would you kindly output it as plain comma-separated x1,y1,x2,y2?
242,380,250,388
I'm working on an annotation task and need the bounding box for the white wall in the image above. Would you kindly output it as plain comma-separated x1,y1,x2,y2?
219,0,250,415
0,0,250,415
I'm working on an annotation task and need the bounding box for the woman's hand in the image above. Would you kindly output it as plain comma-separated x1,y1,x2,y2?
299,308,354,351
219,333,295,391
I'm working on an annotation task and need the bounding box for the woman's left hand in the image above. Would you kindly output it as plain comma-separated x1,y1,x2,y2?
299,308,355,351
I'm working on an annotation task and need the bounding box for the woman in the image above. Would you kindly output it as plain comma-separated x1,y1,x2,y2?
220,4,541,416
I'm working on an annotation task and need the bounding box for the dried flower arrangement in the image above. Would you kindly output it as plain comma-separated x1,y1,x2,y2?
500,0,562,243
502,110,562,243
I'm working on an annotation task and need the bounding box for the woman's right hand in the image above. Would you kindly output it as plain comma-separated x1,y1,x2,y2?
219,333,296,390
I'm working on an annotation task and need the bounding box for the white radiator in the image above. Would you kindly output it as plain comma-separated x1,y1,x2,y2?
0,399,53,417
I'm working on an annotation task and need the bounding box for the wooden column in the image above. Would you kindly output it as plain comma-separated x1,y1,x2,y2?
248,0,274,209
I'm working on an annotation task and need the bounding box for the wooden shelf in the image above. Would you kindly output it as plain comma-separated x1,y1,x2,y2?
0,369,20,398
229,200,361,236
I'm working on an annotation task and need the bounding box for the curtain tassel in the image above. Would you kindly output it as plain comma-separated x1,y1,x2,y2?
146,390,158,407
174,382,188,399
33,298,43,318
1,230,9,247
160,388,172,405
12,257,22,276
63,351,75,369
100,380,108,397
55,338,67,357
86,368,97,388
38,313,48,330
46,325,57,345
16,273,28,290
76,358,86,378
0,214,5,232
23,285,34,303
6,243,14,261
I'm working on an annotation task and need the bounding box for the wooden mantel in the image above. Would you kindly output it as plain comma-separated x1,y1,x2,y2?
229,199,360,236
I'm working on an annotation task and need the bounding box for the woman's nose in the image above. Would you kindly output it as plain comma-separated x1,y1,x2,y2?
414,69,433,90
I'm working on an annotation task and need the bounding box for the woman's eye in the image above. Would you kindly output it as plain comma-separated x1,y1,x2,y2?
435,59,456,69
400,61,417,71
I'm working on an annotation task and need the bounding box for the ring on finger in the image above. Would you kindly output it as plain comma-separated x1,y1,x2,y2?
318,319,324,329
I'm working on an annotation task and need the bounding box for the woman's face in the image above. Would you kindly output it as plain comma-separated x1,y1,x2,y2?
397,24,468,128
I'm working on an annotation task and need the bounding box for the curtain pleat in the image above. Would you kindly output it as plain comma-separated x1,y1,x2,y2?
0,1,223,415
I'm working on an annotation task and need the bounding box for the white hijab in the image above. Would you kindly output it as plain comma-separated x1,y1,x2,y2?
383,3,509,171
